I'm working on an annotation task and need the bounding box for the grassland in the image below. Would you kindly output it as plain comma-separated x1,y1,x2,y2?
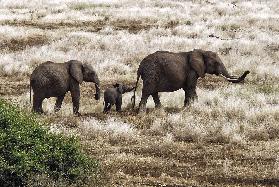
0,0,279,186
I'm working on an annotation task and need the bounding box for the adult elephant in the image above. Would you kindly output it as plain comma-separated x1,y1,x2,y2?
30,60,100,115
133,49,250,113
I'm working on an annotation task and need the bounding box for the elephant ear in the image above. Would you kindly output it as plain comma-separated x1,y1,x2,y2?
189,49,205,78
69,60,83,84
117,84,124,94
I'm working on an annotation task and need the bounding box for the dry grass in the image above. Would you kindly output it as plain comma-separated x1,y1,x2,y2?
1,0,279,186
0,34,48,52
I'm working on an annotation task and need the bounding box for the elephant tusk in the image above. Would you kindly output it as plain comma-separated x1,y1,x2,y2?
220,74,239,81
220,71,250,83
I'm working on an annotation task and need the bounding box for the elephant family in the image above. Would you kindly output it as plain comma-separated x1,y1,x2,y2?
103,83,134,113
133,49,250,113
30,60,100,115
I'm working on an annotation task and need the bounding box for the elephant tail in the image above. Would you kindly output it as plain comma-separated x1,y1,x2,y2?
29,79,33,104
132,70,140,108
29,82,32,103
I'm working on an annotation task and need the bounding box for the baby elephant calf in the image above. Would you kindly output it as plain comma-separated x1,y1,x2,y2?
104,83,135,113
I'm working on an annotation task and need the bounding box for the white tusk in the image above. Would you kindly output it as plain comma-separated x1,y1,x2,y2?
95,84,100,89
220,74,239,81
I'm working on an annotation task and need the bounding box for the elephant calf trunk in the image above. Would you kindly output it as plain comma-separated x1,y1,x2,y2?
95,83,100,100
221,71,250,83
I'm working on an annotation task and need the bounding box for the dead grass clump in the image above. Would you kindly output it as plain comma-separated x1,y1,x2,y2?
256,84,279,94
111,19,155,33
0,34,48,52
165,20,180,29
69,2,110,10
244,124,270,141
2,20,106,32
0,77,28,96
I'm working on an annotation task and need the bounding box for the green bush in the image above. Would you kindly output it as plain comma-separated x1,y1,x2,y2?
0,100,100,186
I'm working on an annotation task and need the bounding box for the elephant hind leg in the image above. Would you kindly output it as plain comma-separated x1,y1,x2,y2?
104,102,113,113
139,82,156,113
103,102,110,113
138,93,150,113
107,103,112,112
54,95,65,112
152,93,162,108
33,94,44,114
116,100,122,112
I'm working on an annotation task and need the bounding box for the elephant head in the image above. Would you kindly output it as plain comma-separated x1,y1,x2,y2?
189,49,250,83
113,83,135,94
69,60,100,100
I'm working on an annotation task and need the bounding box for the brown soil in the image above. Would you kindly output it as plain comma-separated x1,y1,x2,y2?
0,34,49,52
1,19,183,34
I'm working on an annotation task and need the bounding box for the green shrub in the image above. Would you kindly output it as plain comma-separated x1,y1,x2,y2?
0,100,100,186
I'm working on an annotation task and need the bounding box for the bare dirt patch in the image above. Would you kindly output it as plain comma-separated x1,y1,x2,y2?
0,34,49,52
1,19,184,34
0,76,29,96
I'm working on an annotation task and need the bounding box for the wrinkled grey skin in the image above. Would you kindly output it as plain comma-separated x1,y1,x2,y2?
30,60,100,115
104,83,135,113
133,49,250,113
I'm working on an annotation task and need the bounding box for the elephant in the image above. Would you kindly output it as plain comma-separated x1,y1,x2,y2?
132,49,250,113
30,60,100,115
103,83,135,113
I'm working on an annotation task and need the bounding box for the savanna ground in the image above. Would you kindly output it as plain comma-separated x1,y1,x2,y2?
0,0,279,186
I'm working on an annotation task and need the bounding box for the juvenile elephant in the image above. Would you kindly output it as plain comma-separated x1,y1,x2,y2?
133,49,250,113
30,60,100,115
103,83,134,113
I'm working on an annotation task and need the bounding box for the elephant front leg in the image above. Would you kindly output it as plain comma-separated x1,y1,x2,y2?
184,72,198,107
152,93,162,108
184,89,197,107
70,86,81,116
54,95,65,112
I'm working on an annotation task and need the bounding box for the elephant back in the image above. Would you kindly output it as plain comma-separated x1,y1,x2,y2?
104,88,117,104
138,51,188,92
30,62,70,96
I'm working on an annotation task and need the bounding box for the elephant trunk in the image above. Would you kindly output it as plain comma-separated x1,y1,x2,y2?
219,65,250,83
94,80,100,100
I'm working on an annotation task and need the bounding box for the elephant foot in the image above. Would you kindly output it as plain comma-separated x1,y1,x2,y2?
183,102,191,108
138,107,146,114
74,112,82,117
95,93,100,100
184,97,197,107
54,107,61,113
33,109,44,115
155,103,162,108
